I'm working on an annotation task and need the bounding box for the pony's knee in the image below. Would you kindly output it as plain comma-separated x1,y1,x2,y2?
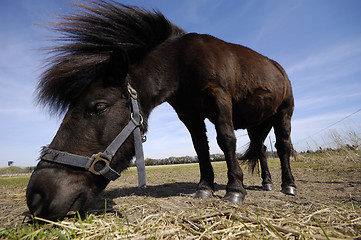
275,139,291,153
216,131,236,151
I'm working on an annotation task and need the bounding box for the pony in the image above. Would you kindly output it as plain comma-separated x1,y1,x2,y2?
26,1,296,220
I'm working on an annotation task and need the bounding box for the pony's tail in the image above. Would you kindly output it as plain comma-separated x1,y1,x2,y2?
239,143,260,173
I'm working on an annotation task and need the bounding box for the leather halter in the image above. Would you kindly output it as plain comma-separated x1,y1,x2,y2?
40,84,147,188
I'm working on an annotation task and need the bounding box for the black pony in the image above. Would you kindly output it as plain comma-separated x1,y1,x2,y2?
27,1,296,220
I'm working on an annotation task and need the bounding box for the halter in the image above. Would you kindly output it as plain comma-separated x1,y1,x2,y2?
40,84,147,188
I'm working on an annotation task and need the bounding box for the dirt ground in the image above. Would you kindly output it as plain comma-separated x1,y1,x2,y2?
97,160,361,214
1,154,361,238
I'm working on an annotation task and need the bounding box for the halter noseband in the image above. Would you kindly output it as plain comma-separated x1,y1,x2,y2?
40,84,147,188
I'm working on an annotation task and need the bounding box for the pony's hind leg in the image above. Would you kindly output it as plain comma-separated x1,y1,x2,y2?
274,105,296,196
245,121,274,191
175,112,215,199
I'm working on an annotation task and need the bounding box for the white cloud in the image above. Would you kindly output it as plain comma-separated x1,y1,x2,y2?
295,87,361,110
287,36,361,74
292,112,347,128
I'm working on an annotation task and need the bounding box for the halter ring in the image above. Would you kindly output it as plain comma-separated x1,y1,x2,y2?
89,152,111,175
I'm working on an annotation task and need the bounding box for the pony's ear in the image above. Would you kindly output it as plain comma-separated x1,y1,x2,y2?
107,47,129,84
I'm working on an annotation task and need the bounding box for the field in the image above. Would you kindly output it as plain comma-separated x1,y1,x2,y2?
1,151,360,239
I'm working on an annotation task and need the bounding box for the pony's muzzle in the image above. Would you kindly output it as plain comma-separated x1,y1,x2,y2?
26,166,92,221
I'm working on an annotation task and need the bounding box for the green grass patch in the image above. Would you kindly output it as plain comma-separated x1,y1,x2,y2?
0,210,145,240
0,175,30,187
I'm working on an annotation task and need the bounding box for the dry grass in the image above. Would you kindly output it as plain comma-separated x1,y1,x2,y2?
4,197,359,239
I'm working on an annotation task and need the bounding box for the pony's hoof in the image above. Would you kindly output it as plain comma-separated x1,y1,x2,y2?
223,192,245,203
262,183,275,191
193,189,213,199
281,186,297,196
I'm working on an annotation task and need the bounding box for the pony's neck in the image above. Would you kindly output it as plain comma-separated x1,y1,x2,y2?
128,45,179,118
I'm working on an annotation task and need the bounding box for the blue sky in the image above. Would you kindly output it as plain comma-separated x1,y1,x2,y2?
1,0,361,167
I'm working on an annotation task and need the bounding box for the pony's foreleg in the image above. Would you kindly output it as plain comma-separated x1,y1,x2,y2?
177,113,214,198
213,98,247,203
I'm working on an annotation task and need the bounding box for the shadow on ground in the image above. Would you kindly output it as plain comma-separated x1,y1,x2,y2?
90,181,265,211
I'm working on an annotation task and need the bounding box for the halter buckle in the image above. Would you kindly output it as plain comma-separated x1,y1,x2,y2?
89,152,111,175
128,85,138,99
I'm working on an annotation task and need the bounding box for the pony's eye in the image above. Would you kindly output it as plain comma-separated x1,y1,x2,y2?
94,102,107,113
85,101,109,118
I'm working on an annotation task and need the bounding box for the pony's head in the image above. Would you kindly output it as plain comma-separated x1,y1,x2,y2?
26,48,135,220
26,2,184,220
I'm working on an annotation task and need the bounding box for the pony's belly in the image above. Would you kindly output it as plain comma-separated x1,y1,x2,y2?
232,105,276,130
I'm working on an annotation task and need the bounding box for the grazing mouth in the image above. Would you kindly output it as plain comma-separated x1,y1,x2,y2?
49,193,88,221
68,193,87,214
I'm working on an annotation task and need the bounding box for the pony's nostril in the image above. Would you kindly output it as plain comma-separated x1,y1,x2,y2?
28,192,44,216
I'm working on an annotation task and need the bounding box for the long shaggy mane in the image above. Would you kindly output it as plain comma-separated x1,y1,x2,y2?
37,0,185,113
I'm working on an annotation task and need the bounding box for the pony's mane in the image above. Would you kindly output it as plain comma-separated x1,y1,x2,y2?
38,1,185,114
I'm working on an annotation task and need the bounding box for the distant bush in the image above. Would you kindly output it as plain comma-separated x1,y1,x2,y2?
0,166,25,175
0,166,35,175
143,156,197,166
132,153,231,166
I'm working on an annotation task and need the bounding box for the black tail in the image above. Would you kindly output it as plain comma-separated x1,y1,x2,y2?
239,143,261,173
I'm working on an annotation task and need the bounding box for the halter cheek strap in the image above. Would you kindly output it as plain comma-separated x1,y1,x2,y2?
40,84,147,188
